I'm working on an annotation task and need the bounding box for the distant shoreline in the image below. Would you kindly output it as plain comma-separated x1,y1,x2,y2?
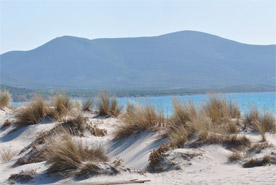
10,90,276,103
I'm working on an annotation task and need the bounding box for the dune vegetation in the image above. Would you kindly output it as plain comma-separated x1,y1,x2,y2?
115,102,166,139
97,92,122,117
47,94,73,120
0,147,17,162
45,133,108,176
0,91,12,109
15,97,48,126
0,92,275,184
82,99,94,112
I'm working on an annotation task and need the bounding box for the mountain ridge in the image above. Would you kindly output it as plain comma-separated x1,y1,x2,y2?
1,30,275,89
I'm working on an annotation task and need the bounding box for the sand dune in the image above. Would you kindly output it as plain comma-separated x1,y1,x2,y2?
0,108,276,185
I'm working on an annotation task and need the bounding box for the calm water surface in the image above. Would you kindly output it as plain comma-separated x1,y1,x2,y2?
118,92,276,115
12,92,276,115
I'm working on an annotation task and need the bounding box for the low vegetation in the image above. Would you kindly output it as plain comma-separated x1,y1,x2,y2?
168,125,189,147
2,92,276,177
48,94,73,120
248,142,273,154
164,96,253,152
8,170,37,184
244,107,276,141
243,156,276,168
115,102,166,139
148,144,171,172
45,133,108,176
244,106,259,130
15,97,48,126
203,95,240,124
62,114,88,136
74,162,119,179
0,119,12,129
204,134,251,150
168,105,212,147
0,91,12,109
61,114,106,137
13,94,79,126
88,124,107,136
97,92,122,117
228,151,242,162
15,126,72,166
0,147,17,162
82,99,94,111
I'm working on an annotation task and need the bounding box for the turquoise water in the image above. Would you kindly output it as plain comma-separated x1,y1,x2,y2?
12,92,276,115
118,92,276,115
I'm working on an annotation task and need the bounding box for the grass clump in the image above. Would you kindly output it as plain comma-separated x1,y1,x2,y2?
168,125,189,147
205,134,251,150
248,142,273,154
222,135,251,150
244,106,259,130
0,147,17,162
48,94,73,120
166,96,248,150
0,119,12,129
148,144,171,172
45,133,108,176
82,100,94,111
203,95,240,125
168,99,217,146
15,97,48,126
228,150,242,162
97,92,122,117
88,125,107,137
8,170,37,184
258,112,276,137
61,114,88,136
170,98,197,126
75,162,119,179
15,145,47,166
243,155,276,168
0,91,12,109
15,127,72,166
226,121,239,134
244,107,276,141
115,103,166,139
167,99,200,145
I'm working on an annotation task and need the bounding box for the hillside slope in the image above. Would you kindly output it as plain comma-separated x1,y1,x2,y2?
1,31,275,89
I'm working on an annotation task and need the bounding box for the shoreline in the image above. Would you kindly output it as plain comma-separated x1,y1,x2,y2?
10,91,276,115
10,90,276,103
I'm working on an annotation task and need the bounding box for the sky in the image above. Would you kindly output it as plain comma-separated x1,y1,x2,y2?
0,0,275,54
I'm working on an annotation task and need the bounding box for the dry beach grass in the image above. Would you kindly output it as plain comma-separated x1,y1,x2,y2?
97,92,122,117
0,92,275,184
115,102,166,139
45,133,108,176
0,91,12,109
15,97,48,126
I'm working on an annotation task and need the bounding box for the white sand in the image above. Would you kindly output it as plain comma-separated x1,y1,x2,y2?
0,109,276,185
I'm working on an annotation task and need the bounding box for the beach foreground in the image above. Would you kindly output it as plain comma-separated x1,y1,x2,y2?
0,94,276,185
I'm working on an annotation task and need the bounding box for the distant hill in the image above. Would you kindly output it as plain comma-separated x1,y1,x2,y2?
1,31,275,89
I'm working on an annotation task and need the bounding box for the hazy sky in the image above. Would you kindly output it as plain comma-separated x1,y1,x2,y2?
0,0,275,54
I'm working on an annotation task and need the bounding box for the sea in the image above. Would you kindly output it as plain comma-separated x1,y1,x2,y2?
12,92,276,116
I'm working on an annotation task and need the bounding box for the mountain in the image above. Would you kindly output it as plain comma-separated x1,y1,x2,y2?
0,31,275,89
